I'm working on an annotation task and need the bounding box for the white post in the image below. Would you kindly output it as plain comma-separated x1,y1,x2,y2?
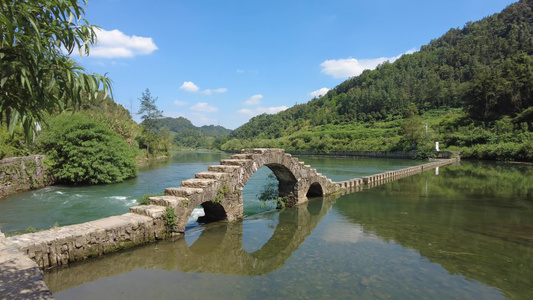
435,141,440,151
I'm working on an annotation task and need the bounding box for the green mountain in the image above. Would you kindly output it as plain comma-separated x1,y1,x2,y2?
155,117,232,149
223,0,533,161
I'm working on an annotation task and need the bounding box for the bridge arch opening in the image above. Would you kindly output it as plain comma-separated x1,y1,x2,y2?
306,182,324,198
242,164,299,212
264,163,298,200
306,198,323,216
197,201,227,224
186,221,228,250
243,167,280,213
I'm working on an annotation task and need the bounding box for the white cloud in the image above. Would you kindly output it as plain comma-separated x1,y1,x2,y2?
191,102,218,112
180,81,200,93
237,106,288,116
174,100,188,106
236,69,245,73
238,108,254,115
244,94,263,106
320,48,417,78
201,88,228,95
89,28,158,58
309,88,330,98
264,106,288,114
180,81,227,95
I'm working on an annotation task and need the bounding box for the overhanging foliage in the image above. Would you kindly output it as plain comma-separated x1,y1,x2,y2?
0,0,112,141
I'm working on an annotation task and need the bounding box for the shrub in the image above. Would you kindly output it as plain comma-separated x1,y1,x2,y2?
0,126,30,159
137,192,164,205
257,173,287,209
38,114,138,184
413,148,436,160
516,141,533,161
163,206,177,233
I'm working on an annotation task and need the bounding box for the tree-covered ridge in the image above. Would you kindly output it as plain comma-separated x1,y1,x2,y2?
156,117,232,137
154,117,232,149
225,0,533,161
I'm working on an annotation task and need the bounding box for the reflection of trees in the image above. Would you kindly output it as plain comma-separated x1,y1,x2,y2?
334,161,533,300
44,196,336,293
427,160,533,201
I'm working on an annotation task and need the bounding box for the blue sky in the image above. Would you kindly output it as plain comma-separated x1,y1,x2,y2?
78,0,516,129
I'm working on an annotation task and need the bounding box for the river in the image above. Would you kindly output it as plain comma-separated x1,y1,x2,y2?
1,152,532,299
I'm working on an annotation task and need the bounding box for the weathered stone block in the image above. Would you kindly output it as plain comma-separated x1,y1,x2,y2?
220,159,252,166
181,178,217,188
165,187,204,197
195,171,230,180
208,165,240,173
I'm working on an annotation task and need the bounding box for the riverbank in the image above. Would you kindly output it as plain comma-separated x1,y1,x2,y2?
224,149,460,159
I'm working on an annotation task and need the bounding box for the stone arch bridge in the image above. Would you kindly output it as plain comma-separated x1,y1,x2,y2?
149,148,341,232
1,149,458,298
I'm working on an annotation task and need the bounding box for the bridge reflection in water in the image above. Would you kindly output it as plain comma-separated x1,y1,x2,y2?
44,194,341,293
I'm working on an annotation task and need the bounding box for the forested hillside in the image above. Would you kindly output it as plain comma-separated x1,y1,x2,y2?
155,117,232,149
224,0,533,161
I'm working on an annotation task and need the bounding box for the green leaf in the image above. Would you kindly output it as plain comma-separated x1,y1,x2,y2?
0,0,112,142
